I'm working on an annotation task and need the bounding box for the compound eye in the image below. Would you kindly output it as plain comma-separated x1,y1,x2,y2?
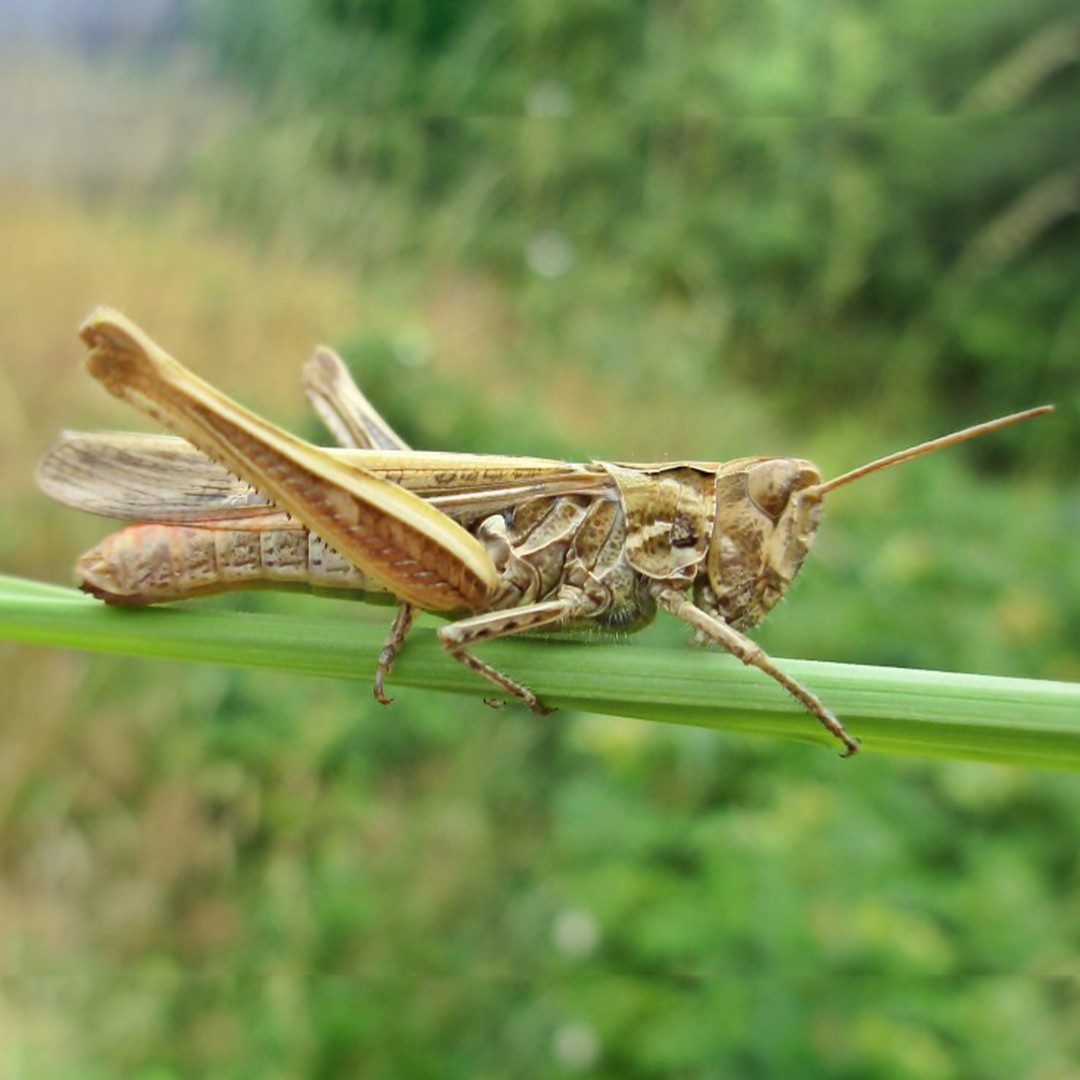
746,461,797,520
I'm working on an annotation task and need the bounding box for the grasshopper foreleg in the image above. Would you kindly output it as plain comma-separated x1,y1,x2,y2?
653,586,860,756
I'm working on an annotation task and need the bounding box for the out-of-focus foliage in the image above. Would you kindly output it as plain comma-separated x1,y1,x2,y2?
198,0,1080,469
2,0,1079,1076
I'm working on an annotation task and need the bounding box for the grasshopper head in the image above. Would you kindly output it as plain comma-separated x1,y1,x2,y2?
698,405,1053,631
700,458,823,629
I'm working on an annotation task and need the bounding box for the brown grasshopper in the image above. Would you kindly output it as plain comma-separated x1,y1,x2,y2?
37,307,1052,755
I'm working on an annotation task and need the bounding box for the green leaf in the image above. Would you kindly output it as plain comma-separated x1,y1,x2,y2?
1,572,1077,769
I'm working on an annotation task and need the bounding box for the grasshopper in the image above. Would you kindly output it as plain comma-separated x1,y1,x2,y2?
38,307,1052,755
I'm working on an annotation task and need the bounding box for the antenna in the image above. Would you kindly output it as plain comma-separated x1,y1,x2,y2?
803,405,1054,500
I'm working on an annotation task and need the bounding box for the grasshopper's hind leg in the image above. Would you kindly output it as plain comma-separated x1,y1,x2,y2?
303,347,411,453
302,346,422,706
438,593,595,715
373,602,415,704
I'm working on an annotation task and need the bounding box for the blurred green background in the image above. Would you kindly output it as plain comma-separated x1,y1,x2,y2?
1,1,1079,1076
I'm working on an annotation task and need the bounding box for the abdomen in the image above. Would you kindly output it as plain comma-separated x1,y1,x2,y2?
76,523,381,604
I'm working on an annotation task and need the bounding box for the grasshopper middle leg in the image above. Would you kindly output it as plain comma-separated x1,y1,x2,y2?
438,592,596,715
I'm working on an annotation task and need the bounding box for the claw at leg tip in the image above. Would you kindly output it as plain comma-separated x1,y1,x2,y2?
839,737,862,759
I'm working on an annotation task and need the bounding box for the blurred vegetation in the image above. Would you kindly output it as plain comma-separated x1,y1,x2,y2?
197,0,1080,470
1,0,1079,1077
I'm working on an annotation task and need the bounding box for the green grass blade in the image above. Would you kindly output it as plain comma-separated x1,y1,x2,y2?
1,573,1077,768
